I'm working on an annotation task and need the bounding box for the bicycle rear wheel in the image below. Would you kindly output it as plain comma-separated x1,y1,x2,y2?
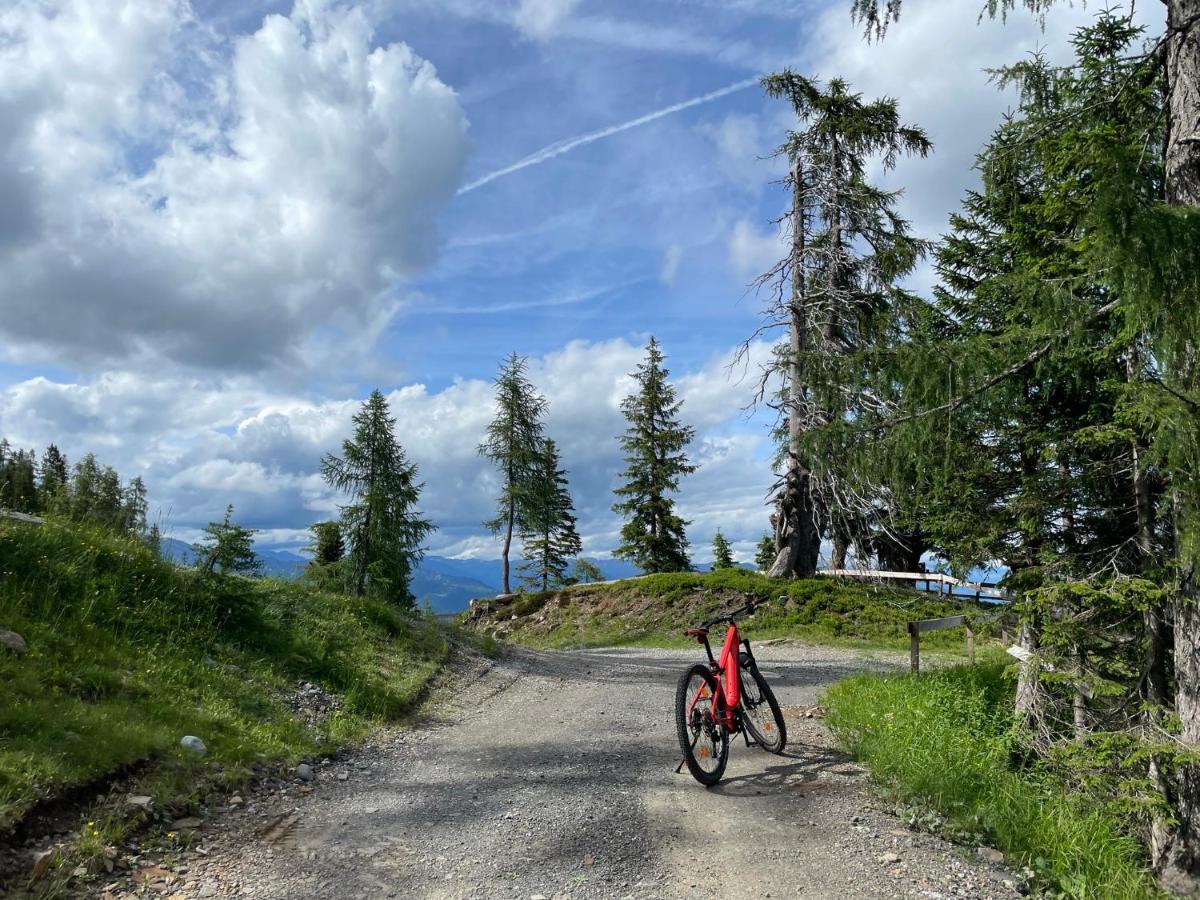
739,660,787,753
675,664,729,786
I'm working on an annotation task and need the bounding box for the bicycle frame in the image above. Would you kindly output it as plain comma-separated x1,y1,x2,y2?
688,622,755,732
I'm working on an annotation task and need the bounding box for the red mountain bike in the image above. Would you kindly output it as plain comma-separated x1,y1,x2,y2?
674,600,787,785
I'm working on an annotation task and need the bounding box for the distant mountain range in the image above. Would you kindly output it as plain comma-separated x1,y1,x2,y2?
158,537,641,613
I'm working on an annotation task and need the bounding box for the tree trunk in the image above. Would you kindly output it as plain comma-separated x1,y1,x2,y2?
1014,618,1043,729
502,460,514,594
1129,349,1171,708
770,155,821,579
1165,0,1200,209
1073,646,1088,742
1153,3,1200,887
830,531,849,570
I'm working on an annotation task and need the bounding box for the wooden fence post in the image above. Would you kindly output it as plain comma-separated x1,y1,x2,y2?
909,622,920,674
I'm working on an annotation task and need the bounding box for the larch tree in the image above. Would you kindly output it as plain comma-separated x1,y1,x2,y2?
570,558,604,584
612,337,696,573
517,438,582,592
193,505,260,576
479,353,548,594
751,71,930,580
68,454,100,522
121,476,148,536
322,389,434,608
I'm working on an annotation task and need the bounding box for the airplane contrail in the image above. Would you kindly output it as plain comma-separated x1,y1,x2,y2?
457,77,760,195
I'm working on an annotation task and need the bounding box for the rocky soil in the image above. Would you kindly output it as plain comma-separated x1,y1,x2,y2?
74,643,1022,899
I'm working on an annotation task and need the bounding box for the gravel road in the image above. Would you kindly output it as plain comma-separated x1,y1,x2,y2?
100,644,1022,900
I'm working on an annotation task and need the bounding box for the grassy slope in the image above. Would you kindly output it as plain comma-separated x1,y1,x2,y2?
824,659,1161,899
0,518,446,838
465,568,987,653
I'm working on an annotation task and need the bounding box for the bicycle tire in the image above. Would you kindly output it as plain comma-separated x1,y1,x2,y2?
739,662,787,753
675,663,729,786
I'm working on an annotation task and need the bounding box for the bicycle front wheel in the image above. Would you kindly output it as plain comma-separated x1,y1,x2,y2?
739,661,787,753
675,664,729,786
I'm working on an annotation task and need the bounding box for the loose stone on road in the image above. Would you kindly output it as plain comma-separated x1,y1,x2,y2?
131,645,1020,899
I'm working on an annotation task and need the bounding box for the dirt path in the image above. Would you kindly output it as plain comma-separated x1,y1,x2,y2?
101,644,1021,899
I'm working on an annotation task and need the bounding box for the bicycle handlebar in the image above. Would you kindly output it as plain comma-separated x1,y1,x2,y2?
696,598,760,631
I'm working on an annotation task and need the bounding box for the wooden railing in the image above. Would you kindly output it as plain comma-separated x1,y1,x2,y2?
819,567,1008,602
907,614,975,673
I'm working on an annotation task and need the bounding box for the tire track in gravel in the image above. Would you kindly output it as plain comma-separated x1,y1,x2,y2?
126,644,1022,900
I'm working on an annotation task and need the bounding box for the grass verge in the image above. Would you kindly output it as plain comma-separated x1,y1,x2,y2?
0,517,447,888
467,568,987,654
823,657,1161,899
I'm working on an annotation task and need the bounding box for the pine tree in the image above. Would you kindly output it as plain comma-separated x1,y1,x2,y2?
755,534,776,572
322,390,434,607
478,354,548,593
517,439,582,592
612,337,696,573
711,531,735,570
193,505,260,576
754,72,930,579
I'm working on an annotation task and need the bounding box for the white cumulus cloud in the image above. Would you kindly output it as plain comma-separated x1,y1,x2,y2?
0,0,469,373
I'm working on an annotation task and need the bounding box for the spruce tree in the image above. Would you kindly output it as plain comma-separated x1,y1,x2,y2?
754,72,930,579
612,337,695,573
308,521,345,567
193,505,260,576
146,523,162,557
755,534,776,572
0,445,39,513
711,531,735,570
304,520,348,593
517,439,582,592
322,390,434,607
848,0,1200,877
478,354,547,593
39,444,67,505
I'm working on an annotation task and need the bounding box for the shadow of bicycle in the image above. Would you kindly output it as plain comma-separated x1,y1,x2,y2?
705,743,865,798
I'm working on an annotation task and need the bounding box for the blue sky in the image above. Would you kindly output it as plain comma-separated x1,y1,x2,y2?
0,0,1145,562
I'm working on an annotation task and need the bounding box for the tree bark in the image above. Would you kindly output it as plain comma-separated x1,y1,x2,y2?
1014,618,1043,729
502,459,514,594
1129,350,1171,708
830,531,849,570
1073,646,1088,742
1165,0,1200,209
1153,3,1200,887
770,155,821,579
